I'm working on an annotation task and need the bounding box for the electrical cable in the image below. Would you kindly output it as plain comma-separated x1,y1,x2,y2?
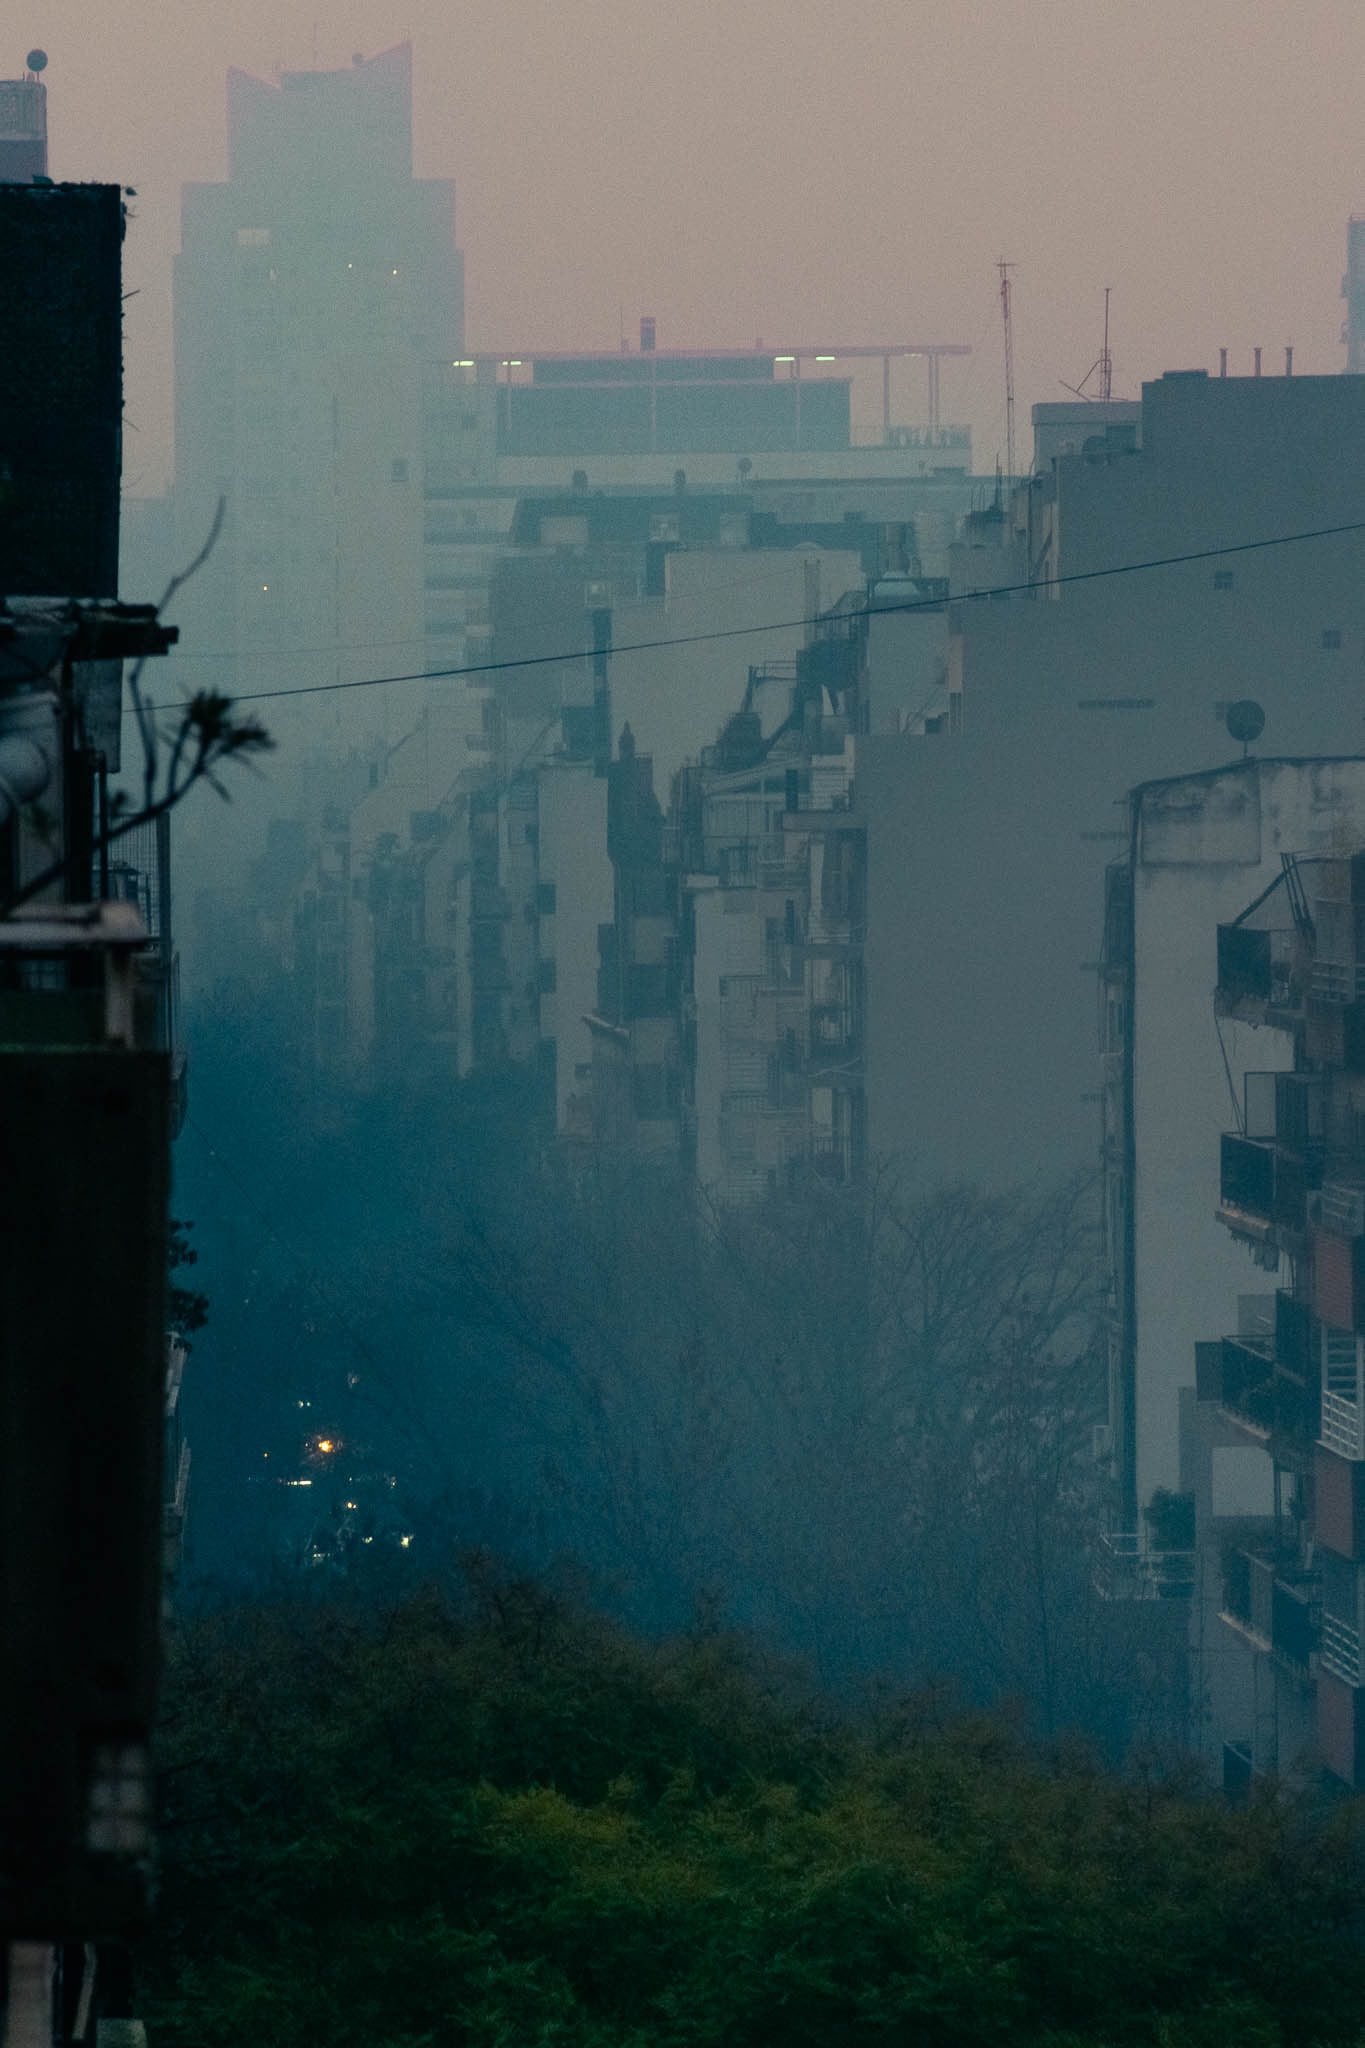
130,514,1365,717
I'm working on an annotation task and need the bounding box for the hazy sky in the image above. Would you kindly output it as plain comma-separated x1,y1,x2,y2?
21,0,1365,489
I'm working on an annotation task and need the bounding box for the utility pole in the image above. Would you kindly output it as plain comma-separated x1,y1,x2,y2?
998,259,1016,481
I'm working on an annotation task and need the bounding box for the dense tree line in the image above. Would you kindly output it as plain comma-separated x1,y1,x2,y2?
143,1569,1365,2047
181,984,1182,1750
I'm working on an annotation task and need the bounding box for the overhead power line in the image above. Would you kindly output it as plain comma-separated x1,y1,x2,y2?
131,515,1365,717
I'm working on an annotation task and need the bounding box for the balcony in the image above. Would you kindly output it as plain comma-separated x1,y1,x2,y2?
1271,1573,1319,1677
1322,1390,1365,1461
1218,1134,1310,1243
1318,1180,1365,1239
1215,1335,1276,1434
1095,1530,1194,1601
1275,1289,1312,1381
1222,1547,1274,1643
1223,1543,1319,1672
1216,922,1298,1012
809,1000,860,1059
1304,998,1365,1072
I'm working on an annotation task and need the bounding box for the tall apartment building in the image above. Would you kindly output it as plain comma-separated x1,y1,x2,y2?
1099,758,1365,1547
1183,825,1365,1790
172,44,464,764
585,626,868,1199
0,149,185,1984
421,338,975,684
272,484,884,1099
859,373,1365,1206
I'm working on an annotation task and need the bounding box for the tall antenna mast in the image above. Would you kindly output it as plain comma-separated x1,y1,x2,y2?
1100,285,1113,402
1061,288,1117,404
998,259,1016,480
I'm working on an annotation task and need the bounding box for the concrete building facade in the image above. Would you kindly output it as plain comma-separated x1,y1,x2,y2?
1100,759,1365,1536
859,373,1365,1207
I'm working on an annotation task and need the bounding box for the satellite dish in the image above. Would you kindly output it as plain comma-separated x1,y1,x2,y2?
26,49,47,72
1225,699,1265,748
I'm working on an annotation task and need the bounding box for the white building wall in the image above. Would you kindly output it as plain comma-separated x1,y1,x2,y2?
537,763,612,1137
612,548,862,796
861,377,1365,1200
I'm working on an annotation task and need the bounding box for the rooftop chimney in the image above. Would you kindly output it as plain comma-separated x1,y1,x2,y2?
1219,347,1228,378
639,315,656,353
1253,346,1262,378
1285,344,1294,376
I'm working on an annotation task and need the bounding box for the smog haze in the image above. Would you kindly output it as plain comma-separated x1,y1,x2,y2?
20,0,1365,488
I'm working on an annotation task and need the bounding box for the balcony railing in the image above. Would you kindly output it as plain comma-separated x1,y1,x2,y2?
1322,1611,1363,1686
1218,1336,1276,1433
1216,922,1299,1010
1322,1390,1365,1461
1095,1530,1194,1601
1271,1574,1319,1675
1319,1181,1365,1238
1219,1135,1313,1241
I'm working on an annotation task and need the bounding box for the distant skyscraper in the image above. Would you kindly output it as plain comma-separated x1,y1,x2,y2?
171,43,464,753
0,57,47,183
1343,218,1365,373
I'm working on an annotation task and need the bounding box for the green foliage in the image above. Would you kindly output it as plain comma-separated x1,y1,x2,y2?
142,1575,1365,2047
168,1216,209,1343
1143,1489,1196,1555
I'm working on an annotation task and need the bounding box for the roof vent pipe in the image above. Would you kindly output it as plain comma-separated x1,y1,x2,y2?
1253,346,1262,377
1285,344,1294,376
0,689,60,830
1219,347,1228,377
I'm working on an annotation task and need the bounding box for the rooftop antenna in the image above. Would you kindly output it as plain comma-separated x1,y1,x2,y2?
998,259,1016,480
1100,286,1112,400
1060,287,1115,402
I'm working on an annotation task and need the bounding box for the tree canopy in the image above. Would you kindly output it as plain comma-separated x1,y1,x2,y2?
143,1569,1365,2048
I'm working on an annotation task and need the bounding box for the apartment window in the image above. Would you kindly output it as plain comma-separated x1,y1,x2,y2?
1323,629,1343,650
391,458,409,483
1213,570,1234,591
536,958,557,995
536,882,557,916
